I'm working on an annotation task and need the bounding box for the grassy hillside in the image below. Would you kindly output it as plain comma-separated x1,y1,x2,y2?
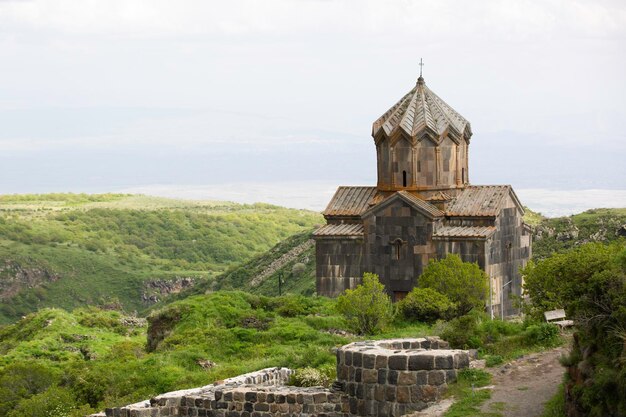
0,193,322,323
0,289,567,416
0,292,401,415
531,208,626,259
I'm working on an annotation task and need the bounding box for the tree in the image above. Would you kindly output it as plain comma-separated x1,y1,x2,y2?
522,242,626,416
397,287,456,323
336,273,393,335
418,254,488,316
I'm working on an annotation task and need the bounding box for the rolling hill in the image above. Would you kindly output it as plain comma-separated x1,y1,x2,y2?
0,194,322,324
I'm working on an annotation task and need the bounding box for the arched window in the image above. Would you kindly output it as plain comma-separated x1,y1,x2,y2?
402,171,407,187
392,239,403,260
462,168,465,183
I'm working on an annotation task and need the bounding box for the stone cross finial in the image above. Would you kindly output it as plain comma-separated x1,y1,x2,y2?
419,57,424,78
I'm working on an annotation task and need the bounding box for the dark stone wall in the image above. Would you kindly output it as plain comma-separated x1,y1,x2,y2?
376,136,468,192
362,200,436,296
434,240,486,269
315,237,365,297
486,196,532,317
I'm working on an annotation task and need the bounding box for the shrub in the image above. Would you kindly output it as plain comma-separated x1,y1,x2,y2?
439,311,484,349
7,386,79,417
289,366,334,388
397,287,455,323
523,323,560,347
418,254,489,316
336,273,393,335
291,263,306,276
484,355,504,367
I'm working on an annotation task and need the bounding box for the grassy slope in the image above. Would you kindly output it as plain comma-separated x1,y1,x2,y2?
0,194,322,324
0,292,431,413
532,207,626,259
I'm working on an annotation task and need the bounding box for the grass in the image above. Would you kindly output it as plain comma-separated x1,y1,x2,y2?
0,291,433,413
541,383,566,417
0,193,322,323
444,369,496,417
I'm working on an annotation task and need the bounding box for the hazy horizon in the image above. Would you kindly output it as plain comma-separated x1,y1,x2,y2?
1,0,624,216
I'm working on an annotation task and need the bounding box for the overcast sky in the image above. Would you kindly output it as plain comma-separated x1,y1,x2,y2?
0,0,625,214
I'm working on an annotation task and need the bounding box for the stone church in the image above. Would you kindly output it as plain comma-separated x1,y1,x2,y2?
313,74,531,317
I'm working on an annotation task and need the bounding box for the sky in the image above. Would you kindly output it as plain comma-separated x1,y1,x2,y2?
0,0,625,216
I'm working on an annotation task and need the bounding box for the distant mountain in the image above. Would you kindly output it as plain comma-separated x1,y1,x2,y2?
0,193,322,324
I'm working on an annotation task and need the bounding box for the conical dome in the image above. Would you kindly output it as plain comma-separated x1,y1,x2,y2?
373,76,471,192
372,77,472,144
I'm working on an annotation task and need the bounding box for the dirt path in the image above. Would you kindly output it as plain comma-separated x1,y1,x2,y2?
479,346,568,417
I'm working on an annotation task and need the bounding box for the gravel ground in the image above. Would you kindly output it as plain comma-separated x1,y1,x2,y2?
480,346,568,417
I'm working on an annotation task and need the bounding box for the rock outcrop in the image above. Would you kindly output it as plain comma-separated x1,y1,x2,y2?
0,260,60,299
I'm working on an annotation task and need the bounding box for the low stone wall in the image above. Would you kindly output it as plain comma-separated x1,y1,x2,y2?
93,337,471,417
97,367,293,417
335,337,470,416
178,385,343,417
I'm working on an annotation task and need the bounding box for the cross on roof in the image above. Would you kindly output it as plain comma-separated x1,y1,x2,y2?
419,58,424,77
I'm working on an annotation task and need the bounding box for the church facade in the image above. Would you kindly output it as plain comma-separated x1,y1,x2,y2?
313,75,531,317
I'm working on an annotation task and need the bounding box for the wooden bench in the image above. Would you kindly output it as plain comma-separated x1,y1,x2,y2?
544,309,574,329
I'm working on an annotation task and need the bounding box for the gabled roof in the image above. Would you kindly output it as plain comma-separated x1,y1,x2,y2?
372,77,472,144
323,186,379,217
361,191,444,220
313,223,364,237
426,191,452,202
445,185,523,217
432,226,496,240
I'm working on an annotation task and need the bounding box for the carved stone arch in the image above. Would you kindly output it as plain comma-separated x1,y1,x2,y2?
392,135,414,189
374,130,388,146
389,129,415,147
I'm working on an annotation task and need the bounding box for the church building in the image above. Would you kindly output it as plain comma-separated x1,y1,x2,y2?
313,73,531,317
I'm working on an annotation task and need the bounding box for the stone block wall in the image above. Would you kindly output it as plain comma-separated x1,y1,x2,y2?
335,337,470,416
177,386,343,417
92,337,471,417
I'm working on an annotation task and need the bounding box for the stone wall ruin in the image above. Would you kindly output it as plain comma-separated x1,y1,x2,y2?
92,337,471,417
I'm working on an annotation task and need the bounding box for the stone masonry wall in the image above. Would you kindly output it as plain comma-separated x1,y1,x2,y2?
335,338,470,416
92,337,470,417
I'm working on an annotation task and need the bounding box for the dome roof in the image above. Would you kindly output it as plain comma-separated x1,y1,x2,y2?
372,77,472,144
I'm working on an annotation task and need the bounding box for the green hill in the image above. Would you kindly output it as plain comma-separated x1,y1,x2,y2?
0,293,356,415
530,208,626,259
0,194,322,324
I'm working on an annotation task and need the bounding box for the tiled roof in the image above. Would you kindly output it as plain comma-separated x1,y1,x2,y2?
313,223,364,237
396,191,445,218
433,226,496,239
361,191,444,219
372,77,472,144
445,185,511,217
426,191,452,202
323,186,378,217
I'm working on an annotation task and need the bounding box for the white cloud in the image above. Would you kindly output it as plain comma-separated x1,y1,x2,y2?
1,0,624,40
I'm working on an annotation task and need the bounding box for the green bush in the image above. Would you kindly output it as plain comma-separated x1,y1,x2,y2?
439,311,485,349
336,273,393,335
7,386,82,417
289,365,335,388
418,254,488,315
484,354,504,367
523,323,560,347
397,287,455,323
523,242,626,415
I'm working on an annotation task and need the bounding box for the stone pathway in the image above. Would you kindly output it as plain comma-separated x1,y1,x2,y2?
480,347,568,417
